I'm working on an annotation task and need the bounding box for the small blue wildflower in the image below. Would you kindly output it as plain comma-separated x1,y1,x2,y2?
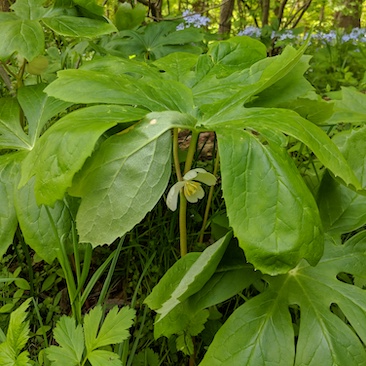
176,10,210,30
278,30,297,41
238,26,261,38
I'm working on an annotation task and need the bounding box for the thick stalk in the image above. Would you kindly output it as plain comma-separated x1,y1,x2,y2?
183,131,199,175
171,130,200,365
179,192,188,256
181,131,200,256
172,130,199,257
173,129,183,181
198,148,220,244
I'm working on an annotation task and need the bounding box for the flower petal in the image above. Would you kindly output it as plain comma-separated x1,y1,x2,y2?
166,181,185,211
195,171,216,186
183,168,207,181
184,184,205,203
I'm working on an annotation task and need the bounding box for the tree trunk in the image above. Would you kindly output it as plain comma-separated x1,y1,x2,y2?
334,0,363,29
137,0,163,20
218,0,235,35
261,0,270,26
274,0,288,27
0,0,9,12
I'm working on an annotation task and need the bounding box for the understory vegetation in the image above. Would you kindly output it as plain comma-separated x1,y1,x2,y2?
1,0,366,365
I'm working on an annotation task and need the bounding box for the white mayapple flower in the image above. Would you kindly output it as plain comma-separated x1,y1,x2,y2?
166,168,216,211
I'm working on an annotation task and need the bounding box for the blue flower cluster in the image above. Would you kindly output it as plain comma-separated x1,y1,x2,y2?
238,26,366,46
340,28,366,43
176,10,210,30
310,30,337,44
238,26,261,38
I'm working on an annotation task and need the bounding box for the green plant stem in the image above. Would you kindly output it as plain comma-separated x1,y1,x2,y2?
172,129,186,256
179,192,188,257
198,148,220,244
173,128,183,181
176,131,200,366
181,131,199,257
183,131,199,175
16,59,26,89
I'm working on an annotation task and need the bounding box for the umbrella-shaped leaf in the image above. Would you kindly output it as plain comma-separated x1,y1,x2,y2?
218,129,323,275
70,111,196,246
42,16,116,37
19,105,147,205
199,43,308,120
208,108,361,192
17,84,72,146
14,177,73,263
45,69,194,113
318,126,366,235
326,87,366,125
0,98,31,150
0,153,23,258
11,0,47,20
200,234,366,365
155,233,232,322
0,19,44,61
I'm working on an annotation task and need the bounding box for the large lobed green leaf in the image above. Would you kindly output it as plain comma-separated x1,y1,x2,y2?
0,153,23,258
0,98,31,151
14,178,74,264
10,0,47,20
17,84,72,147
192,35,267,84
325,87,366,125
218,129,323,275
153,233,232,322
208,108,361,192
69,111,196,246
200,233,366,365
0,19,44,61
102,21,203,60
42,16,116,37
318,126,366,235
145,237,261,340
73,0,105,16
245,55,317,109
153,52,199,86
114,2,147,31
45,68,194,114
145,253,201,311
19,105,147,206
198,43,308,121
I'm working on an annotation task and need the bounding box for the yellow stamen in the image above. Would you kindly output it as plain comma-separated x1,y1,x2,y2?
184,181,201,197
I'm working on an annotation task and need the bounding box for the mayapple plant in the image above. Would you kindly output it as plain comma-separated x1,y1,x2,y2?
16,38,366,364
2,0,366,362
